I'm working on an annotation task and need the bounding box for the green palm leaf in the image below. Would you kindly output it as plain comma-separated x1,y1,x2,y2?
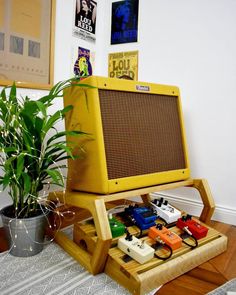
0,77,91,217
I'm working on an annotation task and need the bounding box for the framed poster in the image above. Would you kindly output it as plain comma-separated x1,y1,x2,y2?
111,0,139,45
0,0,56,90
108,50,138,80
73,0,97,43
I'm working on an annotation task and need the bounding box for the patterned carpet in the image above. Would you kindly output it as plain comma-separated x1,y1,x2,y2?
0,229,160,295
0,242,131,295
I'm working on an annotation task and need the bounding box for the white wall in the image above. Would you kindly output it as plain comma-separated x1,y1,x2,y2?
147,0,236,224
143,0,236,224
1,0,236,225
100,0,236,225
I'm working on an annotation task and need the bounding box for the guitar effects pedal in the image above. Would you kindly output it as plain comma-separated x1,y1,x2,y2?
176,214,208,240
148,223,182,250
149,197,181,223
118,231,154,264
108,214,126,238
124,205,157,230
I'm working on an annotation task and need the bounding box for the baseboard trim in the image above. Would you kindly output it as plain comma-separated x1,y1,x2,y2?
151,192,236,226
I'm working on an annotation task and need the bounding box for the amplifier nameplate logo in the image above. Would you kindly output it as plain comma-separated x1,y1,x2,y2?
136,85,150,91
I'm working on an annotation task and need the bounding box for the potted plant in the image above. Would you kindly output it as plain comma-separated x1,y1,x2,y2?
0,78,87,257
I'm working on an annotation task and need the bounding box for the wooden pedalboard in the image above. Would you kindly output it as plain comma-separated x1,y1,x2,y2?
48,179,228,295
73,217,227,295
105,224,227,294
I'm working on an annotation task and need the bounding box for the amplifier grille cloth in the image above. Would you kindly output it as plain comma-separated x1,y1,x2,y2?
99,90,186,180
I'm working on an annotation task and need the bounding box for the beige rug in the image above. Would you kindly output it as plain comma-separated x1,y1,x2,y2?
0,242,130,295
0,229,160,295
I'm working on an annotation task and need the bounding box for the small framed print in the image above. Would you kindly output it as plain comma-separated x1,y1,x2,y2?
73,0,97,43
111,0,139,45
0,0,56,90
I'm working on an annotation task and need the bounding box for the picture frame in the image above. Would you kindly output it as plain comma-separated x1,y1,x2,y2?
108,50,138,80
0,0,56,90
111,0,139,45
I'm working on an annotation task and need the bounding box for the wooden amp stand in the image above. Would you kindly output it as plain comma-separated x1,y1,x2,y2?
48,178,219,275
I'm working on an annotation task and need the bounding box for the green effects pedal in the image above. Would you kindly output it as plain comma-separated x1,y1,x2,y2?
108,214,126,238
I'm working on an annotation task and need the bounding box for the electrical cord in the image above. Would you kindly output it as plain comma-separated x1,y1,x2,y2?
152,240,173,260
180,232,198,249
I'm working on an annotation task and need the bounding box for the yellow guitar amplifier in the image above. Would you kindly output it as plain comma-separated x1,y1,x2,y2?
63,76,190,194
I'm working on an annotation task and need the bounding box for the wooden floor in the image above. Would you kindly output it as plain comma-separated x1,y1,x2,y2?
0,220,235,295
156,221,236,295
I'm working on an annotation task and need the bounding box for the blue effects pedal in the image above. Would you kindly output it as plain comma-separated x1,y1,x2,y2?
124,205,157,230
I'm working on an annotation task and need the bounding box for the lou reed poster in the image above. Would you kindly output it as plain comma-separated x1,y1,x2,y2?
74,0,97,43
108,50,138,80
111,0,139,45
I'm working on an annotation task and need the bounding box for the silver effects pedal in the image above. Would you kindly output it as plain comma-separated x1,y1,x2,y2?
149,197,181,224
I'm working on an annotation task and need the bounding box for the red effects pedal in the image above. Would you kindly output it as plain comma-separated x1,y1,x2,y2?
176,215,209,240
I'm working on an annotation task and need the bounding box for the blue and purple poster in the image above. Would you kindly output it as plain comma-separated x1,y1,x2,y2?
74,47,93,77
111,0,139,45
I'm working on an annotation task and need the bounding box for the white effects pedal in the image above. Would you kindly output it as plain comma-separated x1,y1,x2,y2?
118,234,154,264
149,197,181,224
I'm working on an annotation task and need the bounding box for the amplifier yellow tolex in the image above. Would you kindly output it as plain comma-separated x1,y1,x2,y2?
63,76,190,194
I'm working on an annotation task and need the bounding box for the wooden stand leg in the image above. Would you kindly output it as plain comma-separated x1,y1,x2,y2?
48,191,112,275
192,179,215,224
